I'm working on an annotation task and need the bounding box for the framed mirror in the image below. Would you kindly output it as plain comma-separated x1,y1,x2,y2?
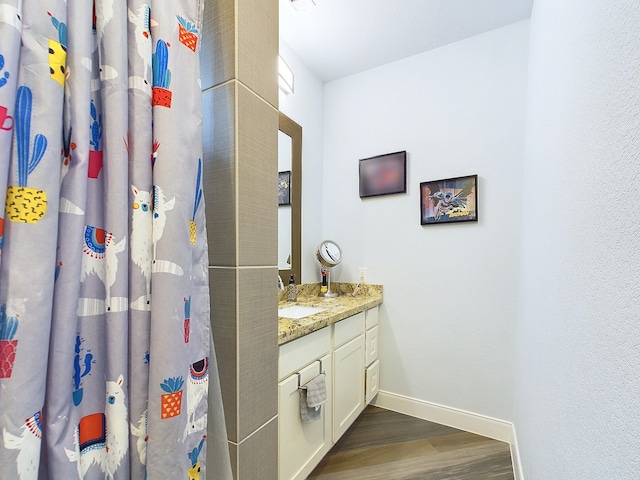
278,112,302,284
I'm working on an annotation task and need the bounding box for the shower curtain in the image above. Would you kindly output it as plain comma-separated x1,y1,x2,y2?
0,0,222,478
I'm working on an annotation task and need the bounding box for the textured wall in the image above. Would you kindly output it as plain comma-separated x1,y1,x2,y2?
322,21,529,422
515,1,640,478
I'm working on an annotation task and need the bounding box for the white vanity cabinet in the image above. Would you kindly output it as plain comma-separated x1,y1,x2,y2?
278,305,380,480
278,328,333,480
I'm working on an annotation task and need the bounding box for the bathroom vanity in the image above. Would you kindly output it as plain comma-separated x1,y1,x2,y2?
278,284,382,480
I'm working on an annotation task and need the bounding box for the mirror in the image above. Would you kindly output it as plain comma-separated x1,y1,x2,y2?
278,112,302,284
278,131,292,268
316,240,342,268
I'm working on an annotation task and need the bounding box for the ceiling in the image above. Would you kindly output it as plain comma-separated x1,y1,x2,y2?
279,0,534,82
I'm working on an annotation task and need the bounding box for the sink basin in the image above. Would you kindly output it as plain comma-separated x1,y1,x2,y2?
278,305,326,319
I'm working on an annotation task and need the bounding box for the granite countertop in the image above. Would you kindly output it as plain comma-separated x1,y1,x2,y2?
278,283,383,345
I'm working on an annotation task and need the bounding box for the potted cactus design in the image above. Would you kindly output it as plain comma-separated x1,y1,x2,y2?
5,86,48,224
48,12,67,87
183,296,191,343
88,99,103,178
188,437,206,479
0,304,19,378
160,376,184,418
72,334,94,406
0,53,9,88
190,159,203,244
152,40,172,108
177,15,199,52
0,54,10,133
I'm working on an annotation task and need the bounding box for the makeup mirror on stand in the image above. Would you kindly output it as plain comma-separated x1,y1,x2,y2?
316,240,343,298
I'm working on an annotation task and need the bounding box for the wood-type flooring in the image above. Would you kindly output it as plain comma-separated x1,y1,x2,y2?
308,406,514,480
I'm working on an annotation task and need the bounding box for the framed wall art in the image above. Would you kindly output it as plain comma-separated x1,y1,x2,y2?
359,151,407,198
420,174,478,225
278,171,291,206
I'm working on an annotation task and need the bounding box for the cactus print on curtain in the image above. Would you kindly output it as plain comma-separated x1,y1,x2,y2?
0,0,223,478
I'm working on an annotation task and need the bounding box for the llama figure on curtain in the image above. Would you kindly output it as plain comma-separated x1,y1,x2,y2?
89,64,118,93
130,408,148,466
65,375,128,479
2,410,43,480
130,185,153,309
152,184,174,260
95,0,114,47
183,357,209,440
127,4,153,97
151,185,184,276
80,226,126,313
128,4,152,77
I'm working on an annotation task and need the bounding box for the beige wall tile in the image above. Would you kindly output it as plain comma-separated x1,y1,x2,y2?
201,0,236,91
228,441,238,480
238,0,279,107
206,347,234,480
237,84,278,267
237,267,278,440
203,84,237,267
210,267,238,442
237,417,278,480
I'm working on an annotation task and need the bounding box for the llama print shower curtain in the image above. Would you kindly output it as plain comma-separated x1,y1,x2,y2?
0,0,220,478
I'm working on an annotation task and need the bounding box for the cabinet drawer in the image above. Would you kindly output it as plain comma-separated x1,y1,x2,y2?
365,360,380,404
365,307,378,329
279,327,331,381
333,312,365,348
365,325,379,366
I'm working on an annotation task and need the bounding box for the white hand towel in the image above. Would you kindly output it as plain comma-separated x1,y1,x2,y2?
300,373,327,423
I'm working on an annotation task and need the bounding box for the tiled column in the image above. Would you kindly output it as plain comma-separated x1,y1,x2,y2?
201,0,279,479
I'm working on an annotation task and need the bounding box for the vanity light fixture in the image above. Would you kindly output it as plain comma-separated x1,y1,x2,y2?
278,55,295,95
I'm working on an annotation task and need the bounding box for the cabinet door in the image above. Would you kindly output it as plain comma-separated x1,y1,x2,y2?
332,334,365,442
278,355,332,480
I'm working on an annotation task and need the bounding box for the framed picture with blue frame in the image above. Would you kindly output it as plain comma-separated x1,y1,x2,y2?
420,174,478,225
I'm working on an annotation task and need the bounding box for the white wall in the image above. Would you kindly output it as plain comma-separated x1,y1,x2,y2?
278,41,325,283
322,21,529,422
515,1,640,478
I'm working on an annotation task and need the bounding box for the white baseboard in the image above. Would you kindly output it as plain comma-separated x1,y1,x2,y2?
372,390,512,442
372,391,524,479
510,423,524,480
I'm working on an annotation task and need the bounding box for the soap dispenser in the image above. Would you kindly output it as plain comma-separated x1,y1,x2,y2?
286,274,298,302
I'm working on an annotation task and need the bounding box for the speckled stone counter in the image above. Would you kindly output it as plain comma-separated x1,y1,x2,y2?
278,283,383,345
